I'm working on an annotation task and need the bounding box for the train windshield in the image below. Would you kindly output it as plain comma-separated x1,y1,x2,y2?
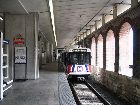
69,52,91,65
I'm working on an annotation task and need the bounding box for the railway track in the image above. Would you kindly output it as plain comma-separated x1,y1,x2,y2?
69,79,111,105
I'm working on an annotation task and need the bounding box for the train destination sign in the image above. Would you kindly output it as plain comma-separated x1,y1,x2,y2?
72,49,87,52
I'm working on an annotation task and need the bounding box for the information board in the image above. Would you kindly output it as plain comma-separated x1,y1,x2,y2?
15,47,27,64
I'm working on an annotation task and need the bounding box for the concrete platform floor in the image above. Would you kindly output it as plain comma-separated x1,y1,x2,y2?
0,63,76,105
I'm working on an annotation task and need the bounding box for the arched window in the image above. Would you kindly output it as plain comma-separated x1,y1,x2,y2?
119,22,133,77
91,37,96,66
97,34,103,68
106,30,115,71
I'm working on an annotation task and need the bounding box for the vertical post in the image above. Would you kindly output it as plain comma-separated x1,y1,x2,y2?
113,4,117,19
51,44,53,62
34,13,39,79
83,33,85,47
49,43,52,62
80,34,82,41
0,32,3,100
78,36,80,42
95,21,97,31
78,36,80,47
47,42,50,61
86,29,90,36
6,42,10,79
75,38,76,45
131,0,138,8
102,14,105,26
90,25,93,34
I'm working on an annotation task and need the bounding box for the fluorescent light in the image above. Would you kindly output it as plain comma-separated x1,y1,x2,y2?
18,0,29,14
0,17,3,21
49,0,57,46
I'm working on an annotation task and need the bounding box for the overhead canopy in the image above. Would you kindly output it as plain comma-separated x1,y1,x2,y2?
53,0,131,47
0,0,131,47
0,0,55,45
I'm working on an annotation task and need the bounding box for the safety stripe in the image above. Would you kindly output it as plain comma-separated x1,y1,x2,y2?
68,64,72,73
85,64,88,72
72,64,75,72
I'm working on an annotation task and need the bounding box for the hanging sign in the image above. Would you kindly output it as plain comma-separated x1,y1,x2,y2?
13,34,25,45
15,47,27,64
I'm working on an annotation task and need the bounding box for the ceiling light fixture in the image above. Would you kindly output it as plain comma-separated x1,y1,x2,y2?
0,17,3,21
49,0,57,46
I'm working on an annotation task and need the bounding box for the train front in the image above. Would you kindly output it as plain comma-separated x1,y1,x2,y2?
66,49,91,79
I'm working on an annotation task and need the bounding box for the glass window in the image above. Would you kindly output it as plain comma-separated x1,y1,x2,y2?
69,52,91,65
97,34,103,68
106,30,115,71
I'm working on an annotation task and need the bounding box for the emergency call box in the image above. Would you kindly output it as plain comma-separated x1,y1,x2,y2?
14,47,27,64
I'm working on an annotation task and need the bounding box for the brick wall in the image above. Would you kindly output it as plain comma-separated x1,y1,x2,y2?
91,66,140,105
88,3,140,78
89,3,140,105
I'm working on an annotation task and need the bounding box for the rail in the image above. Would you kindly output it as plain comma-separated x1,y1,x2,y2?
68,79,111,105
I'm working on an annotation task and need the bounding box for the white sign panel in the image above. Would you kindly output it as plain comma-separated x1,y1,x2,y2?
15,47,27,64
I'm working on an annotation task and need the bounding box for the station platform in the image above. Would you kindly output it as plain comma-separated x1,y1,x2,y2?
0,63,76,105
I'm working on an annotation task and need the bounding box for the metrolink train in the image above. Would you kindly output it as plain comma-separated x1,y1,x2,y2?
62,47,91,79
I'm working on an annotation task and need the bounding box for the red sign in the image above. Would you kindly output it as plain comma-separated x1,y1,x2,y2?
13,34,25,45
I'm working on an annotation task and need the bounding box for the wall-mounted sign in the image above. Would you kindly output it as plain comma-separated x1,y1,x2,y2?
15,47,27,64
13,34,25,45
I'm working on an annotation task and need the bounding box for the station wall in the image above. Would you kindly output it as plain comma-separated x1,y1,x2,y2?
88,3,140,105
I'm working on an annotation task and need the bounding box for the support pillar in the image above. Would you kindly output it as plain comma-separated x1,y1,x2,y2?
51,44,54,62
38,34,42,69
80,34,82,40
4,13,39,80
83,34,85,47
46,41,50,62
95,21,97,31
74,37,76,45
102,14,105,26
90,25,93,34
79,35,80,41
131,0,138,8
86,31,87,37
49,43,52,62
113,4,117,19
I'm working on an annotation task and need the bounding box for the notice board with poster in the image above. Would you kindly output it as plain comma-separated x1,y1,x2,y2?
14,47,27,64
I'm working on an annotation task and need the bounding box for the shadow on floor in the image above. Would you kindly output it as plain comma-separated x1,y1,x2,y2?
40,62,58,72
58,62,66,73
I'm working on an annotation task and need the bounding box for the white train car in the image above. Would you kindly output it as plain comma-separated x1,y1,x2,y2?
64,47,91,79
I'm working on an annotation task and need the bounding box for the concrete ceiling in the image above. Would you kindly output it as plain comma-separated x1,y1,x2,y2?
0,0,131,48
53,0,131,47
0,0,55,45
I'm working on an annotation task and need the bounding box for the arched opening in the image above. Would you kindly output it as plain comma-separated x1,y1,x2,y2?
91,37,96,66
97,34,103,68
119,22,133,77
106,30,115,71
